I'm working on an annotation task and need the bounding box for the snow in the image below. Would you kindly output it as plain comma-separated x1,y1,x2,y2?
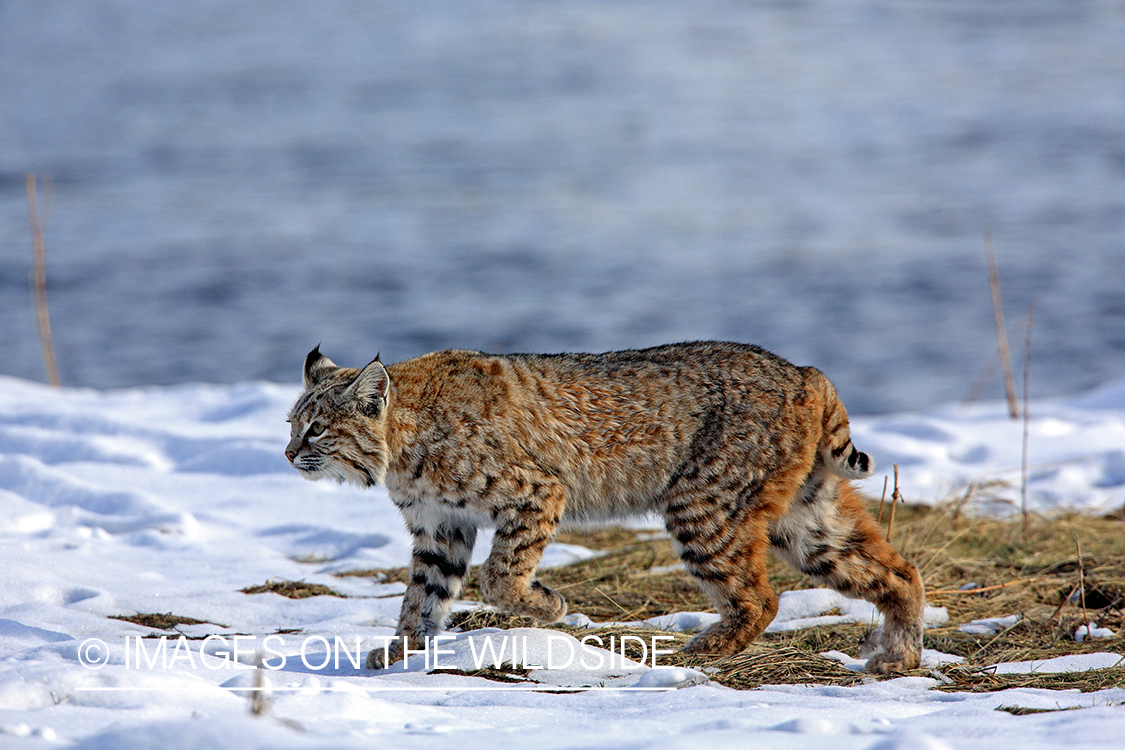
960,615,1023,637
988,654,1125,676
582,589,950,635
1075,623,1117,643
849,379,1125,513
2,374,1125,748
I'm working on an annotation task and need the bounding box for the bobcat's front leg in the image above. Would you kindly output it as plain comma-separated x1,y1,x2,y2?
366,516,476,669
479,480,567,622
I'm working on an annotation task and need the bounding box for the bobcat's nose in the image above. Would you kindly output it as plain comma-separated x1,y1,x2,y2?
285,435,303,464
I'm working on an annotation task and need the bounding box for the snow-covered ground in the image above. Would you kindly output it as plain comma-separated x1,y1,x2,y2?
1,373,1124,748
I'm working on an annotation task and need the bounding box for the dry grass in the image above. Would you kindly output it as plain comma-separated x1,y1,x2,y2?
938,664,1125,694
438,662,536,684
240,579,346,599
894,502,1124,664
112,612,214,630
343,499,1125,692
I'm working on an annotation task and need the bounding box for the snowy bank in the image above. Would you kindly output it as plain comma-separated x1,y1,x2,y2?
851,376,1125,514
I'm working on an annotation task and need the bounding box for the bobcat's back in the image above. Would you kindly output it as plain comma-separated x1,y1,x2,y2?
375,341,866,522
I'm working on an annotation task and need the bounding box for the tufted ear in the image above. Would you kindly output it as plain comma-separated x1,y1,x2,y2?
303,345,338,389
343,357,389,417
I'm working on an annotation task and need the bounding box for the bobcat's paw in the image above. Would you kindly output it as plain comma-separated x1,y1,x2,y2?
481,577,568,623
679,621,754,657
527,581,568,623
864,650,921,675
861,621,923,675
365,638,405,670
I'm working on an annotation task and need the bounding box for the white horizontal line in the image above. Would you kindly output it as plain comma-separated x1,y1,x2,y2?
75,684,675,693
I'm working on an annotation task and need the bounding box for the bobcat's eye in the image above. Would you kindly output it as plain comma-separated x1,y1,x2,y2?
307,421,326,438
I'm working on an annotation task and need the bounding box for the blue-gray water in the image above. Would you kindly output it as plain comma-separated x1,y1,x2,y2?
2,1,1123,414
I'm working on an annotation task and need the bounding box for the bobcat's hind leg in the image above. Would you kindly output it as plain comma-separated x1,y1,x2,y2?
664,486,782,656
479,479,568,623
675,521,778,656
769,474,925,674
367,516,477,670
667,424,820,656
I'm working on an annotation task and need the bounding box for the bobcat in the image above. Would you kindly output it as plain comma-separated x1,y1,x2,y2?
285,341,925,674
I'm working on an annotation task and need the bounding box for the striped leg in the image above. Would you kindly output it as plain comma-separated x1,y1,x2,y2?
366,516,476,669
479,480,567,622
665,429,819,656
664,475,780,656
769,471,924,674
675,512,779,656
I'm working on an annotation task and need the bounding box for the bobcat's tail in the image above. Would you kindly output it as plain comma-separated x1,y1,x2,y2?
803,367,874,480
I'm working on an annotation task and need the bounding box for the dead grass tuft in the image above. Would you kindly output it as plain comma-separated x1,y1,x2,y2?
435,662,535,683
996,704,1084,716
447,609,551,632
938,664,1125,694
112,612,214,630
241,579,346,599
677,646,866,689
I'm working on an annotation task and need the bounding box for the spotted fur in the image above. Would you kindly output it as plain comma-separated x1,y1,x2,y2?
285,341,925,674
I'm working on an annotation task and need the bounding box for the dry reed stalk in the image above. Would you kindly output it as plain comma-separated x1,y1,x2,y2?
1075,536,1089,631
984,230,1018,419
877,475,888,524
26,174,60,387
886,465,901,543
1021,302,1034,536
249,660,270,716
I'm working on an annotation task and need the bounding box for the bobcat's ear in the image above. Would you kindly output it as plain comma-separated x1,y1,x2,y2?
303,345,338,389
343,358,389,418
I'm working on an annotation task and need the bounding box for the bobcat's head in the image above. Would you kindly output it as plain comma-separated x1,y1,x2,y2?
285,347,390,487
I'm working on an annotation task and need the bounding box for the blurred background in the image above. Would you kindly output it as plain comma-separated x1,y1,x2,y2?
1,0,1123,414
